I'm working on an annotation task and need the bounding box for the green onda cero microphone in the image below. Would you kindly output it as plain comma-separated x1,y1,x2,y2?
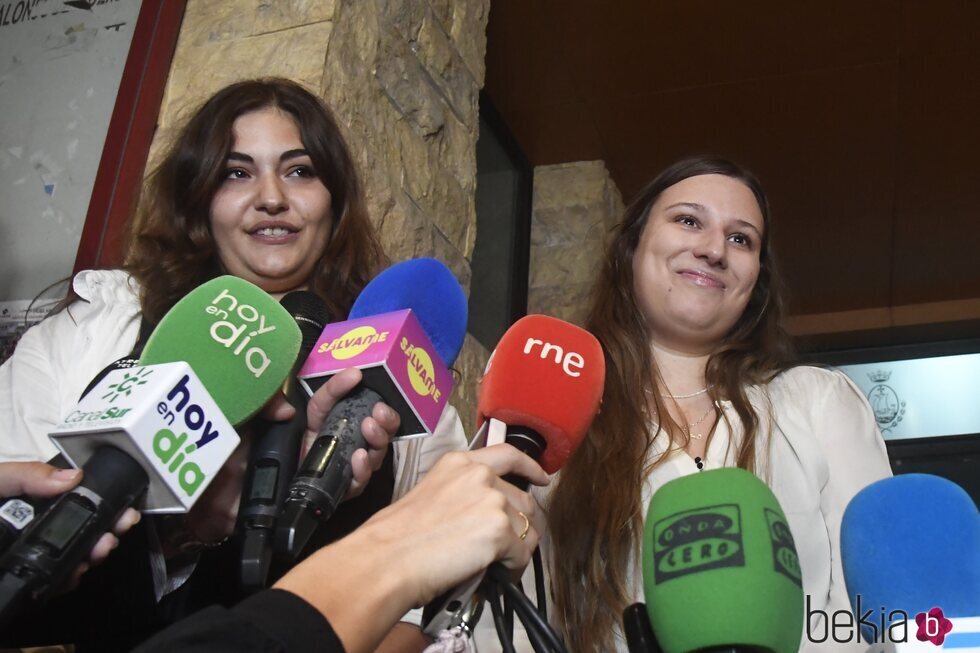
643,468,804,653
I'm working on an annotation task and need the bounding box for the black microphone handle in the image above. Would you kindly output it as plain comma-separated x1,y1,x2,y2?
275,385,382,559
239,289,329,588
0,445,148,627
623,603,663,653
501,426,547,490
238,378,308,590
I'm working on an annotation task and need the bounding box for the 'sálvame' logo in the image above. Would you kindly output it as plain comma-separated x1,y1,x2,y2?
317,326,389,360
400,338,440,402
151,374,225,497
206,288,278,378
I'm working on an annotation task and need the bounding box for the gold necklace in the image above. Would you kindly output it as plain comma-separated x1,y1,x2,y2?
660,385,711,399
644,385,712,399
685,404,717,440
650,403,717,440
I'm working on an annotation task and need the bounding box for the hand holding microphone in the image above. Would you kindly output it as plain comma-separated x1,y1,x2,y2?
422,314,605,639
296,367,398,500
0,462,140,589
277,258,468,559
272,444,548,653
0,276,301,623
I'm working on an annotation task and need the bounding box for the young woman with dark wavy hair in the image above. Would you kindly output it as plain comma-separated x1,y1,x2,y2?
544,158,891,652
126,77,384,327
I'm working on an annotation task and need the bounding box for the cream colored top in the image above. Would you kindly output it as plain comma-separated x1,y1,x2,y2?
475,365,892,652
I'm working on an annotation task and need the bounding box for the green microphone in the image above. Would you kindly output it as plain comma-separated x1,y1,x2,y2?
642,468,803,653
140,275,302,425
0,277,301,625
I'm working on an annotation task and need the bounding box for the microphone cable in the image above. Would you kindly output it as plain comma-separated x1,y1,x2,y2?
483,562,567,653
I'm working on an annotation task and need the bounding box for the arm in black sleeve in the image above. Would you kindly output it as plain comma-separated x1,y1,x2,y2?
133,588,344,653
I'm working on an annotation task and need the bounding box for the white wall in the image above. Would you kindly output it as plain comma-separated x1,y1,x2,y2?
0,0,141,305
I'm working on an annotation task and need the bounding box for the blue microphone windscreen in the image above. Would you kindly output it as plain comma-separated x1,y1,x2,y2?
841,474,980,624
349,258,467,366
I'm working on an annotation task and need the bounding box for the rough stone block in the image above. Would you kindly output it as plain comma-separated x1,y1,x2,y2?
181,0,337,47
527,283,593,328
376,35,446,138
163,22,333,129
530,204,609,248
529,242,605,289
450,332,490,438
432,225,472,295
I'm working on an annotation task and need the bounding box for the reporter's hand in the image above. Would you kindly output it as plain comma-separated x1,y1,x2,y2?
299,367,398,500
182,368,399,549
364,444,549,604
273,444,549,653
0,461,141,589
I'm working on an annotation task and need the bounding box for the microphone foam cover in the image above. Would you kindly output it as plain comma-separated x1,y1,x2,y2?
477,314,604,474
279,290,332,354
841,474,980,624
349,258,467,367
643,468,804,653
140,276,301,425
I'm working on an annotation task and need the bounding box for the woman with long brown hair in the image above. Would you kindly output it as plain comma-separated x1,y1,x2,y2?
546,157,891,651
0,78,470,651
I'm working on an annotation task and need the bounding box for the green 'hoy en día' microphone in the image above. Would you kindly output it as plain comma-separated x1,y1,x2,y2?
641,468,804,653
0,277,300,626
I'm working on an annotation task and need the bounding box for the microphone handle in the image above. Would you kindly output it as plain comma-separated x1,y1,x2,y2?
0,446,148,627
623,603,663,653
239,378,308,591
501,426,546,490
275,385,381,559
422,425,548,635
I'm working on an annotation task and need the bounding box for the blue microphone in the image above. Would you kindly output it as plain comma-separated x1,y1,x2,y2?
841,474,980,646
348,257,467,367
276,258,467,558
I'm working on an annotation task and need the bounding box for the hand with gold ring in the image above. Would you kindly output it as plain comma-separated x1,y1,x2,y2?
517,511,531,540
275,443,549,652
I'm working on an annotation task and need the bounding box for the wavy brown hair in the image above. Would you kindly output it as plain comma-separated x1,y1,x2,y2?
125,77,385,326
548,157,795,651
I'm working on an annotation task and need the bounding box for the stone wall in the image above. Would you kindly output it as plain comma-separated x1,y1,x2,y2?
528,161,624,325
148,0,490,429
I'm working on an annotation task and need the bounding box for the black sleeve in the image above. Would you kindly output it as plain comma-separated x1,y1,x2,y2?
133,588,345,653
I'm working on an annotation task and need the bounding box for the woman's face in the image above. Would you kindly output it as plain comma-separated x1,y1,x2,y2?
210,108,333,295
631,173,764,354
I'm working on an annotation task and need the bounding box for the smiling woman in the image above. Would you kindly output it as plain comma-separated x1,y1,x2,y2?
128,79,383,325
209,108,335,294
542,157,894,652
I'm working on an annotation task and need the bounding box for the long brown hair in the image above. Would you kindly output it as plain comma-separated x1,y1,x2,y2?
548,157,795,651
125,77,385,325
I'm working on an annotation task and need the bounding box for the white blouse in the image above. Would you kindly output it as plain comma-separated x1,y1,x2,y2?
475,365,892,653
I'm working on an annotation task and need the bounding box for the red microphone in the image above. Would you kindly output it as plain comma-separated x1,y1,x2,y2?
477,314,605,477
422,315,604,635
